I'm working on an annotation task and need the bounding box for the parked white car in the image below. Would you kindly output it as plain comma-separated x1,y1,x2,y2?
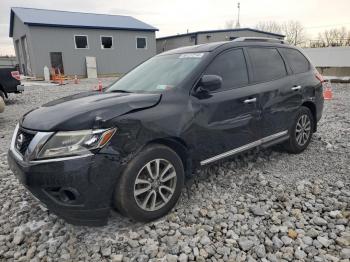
0,96,5,113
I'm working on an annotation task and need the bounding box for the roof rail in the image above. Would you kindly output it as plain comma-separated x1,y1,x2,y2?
233,37,286,44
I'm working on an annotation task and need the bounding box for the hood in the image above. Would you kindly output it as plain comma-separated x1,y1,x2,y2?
21,91,161,131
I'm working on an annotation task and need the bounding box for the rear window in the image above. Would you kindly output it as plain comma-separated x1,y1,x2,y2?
247,48,287,83
204,49,248,90
280,48,310,74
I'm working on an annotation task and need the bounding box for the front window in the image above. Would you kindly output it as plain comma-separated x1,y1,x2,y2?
101,36,113,49
107,53,207,93
136,37,147,49
75,35,88,49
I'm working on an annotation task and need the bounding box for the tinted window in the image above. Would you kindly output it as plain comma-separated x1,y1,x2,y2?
101,36,113,49
248,48,287,82
204,49,248,90
137,37,147,49
280,48,310,74
74,35,88,49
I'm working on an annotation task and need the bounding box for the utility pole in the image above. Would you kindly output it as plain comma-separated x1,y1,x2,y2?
235,2,241,28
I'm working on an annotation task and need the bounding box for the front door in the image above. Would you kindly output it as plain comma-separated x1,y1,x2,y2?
50,52,64,74
190,48,262,164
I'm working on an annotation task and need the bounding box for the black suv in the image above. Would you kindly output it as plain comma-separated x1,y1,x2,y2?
8,38,324,226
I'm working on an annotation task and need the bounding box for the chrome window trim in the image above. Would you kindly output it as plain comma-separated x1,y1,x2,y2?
200,130,288,165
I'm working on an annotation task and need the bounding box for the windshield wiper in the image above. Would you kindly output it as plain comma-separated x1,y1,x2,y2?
109,89,133,93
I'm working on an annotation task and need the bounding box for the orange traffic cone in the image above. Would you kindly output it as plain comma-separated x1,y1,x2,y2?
74,75,79,84
323,82,333,100
98,80,103,92
57,69,64,85
59,75,64,86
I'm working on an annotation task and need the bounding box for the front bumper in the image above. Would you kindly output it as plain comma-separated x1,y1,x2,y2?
8,148,122,226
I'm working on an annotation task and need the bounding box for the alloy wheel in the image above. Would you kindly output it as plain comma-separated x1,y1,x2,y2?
295,114,311,146
134,159,177,212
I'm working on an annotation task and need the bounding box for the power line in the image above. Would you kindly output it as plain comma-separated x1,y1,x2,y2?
305,23,350,29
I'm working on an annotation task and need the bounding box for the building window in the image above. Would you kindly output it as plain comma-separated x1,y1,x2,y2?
136,37,147,49
74,35,88,49
101,36,113,49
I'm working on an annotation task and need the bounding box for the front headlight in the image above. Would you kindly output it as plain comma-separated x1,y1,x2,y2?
37,128,116,159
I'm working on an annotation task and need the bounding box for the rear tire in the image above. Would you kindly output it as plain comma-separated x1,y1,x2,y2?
284,106,314,154
114,144,184,222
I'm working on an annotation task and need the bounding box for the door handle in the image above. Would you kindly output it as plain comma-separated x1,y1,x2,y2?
243,98,257,104
291,85,302,91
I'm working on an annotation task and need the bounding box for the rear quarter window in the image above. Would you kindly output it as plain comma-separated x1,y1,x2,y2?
247,47,287,83
279,48,310,74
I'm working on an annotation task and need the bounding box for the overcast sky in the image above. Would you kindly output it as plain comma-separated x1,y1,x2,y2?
1,0,350,55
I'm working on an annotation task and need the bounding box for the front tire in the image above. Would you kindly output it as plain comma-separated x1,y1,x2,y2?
284,106,314,154
114,144,184,222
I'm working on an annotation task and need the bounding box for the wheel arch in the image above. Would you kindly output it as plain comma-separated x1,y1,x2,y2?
302,101,317,132
146,137,192,178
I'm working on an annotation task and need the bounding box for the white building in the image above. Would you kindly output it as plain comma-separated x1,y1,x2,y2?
303,47,350,77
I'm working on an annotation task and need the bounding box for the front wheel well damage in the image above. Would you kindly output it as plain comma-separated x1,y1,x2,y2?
146,137,192,178
301,101,317,132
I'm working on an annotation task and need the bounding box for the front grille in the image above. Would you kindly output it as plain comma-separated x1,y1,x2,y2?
15,128,36,155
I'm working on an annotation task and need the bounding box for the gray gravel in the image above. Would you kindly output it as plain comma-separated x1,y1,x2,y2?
0,79,349,262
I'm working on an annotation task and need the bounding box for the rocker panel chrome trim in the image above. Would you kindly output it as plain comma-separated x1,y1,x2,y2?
200,130,288,165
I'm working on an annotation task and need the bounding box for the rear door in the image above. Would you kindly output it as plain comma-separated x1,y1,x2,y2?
278,48,312,127
246,47,293,139
279,47,314,114
191,48,262,164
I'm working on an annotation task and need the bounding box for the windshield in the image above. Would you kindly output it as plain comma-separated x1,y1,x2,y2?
107,53,207,93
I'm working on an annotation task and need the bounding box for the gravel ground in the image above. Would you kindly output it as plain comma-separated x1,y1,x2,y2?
0,79,349,262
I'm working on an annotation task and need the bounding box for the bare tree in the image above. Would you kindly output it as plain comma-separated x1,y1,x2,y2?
281,21,307,46
255,21,282,34
316,27,350,47
254,20,307,46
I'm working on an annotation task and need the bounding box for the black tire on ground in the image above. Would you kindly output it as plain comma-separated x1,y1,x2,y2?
284,106,314,154
114,144,184,222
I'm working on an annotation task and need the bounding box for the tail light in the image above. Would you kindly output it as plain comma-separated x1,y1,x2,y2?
315,71,324,83
11,71,20,81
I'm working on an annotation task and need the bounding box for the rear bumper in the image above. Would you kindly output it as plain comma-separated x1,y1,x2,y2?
7,149,122,226
316,88,324,123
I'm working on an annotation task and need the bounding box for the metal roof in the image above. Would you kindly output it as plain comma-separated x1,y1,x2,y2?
157,28,285,41
9,7,158,37
303,47,350,67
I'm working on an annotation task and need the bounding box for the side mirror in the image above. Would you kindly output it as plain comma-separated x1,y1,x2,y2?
197,75,222,93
